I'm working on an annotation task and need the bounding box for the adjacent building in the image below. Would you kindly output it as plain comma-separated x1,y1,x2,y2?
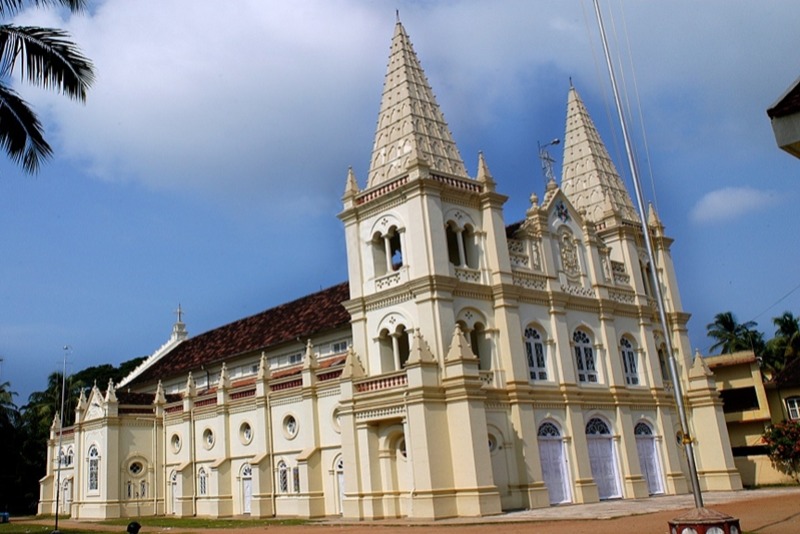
38,21,742,520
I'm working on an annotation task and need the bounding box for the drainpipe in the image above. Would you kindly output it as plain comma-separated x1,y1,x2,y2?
191,406,197,517
267,386,276,516
403,391,415,517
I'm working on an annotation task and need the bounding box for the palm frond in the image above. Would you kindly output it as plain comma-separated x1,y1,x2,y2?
0,81,52,172
0,24,94,100
0,0,86,17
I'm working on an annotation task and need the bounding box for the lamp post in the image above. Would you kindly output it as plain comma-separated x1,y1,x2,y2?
52,345,70,534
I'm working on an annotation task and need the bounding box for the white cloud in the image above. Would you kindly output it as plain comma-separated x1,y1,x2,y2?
690,187,780,224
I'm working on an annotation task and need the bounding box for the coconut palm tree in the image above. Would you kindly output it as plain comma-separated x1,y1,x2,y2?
764,311,800,372
0,0,94,173
706,311,763,355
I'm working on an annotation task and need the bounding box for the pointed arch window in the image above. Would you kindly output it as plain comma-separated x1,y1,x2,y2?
573,330,597,383
87,445,99,492
277,461,289,493
198,468,207,496
586,418,611,435
620,337,639,385
538,422,561,437
656,343,672,386
524,326,547,381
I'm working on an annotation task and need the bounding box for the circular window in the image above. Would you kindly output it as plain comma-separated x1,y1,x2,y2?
203,428,215,449
283,415,298,439
171,434,182,453
332,408,341,433
240,422,253,445
488,434,498,453
129,461,144,476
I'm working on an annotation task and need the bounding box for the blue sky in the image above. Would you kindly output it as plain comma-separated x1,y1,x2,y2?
1,0,799,402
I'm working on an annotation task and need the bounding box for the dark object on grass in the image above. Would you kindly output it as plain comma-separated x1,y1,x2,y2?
127,521,141,534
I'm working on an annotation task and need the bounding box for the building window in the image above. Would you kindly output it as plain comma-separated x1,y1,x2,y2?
277,461,288,493
129,461,143,476
140,480,147,498
719,387,759,413
657,345,672,384
283,415,298,439
88,446,99,492
573,330,597,383
331,341,348,354
198,468,207,496
379,324,410,371
240,422,253,445
586,418,611,435
65,447,73,466
202,428,215,449
446,221,479,269
292,466,301,494
787,397,800,420
524,326,547,381
620,337,639,385
372,225,404,277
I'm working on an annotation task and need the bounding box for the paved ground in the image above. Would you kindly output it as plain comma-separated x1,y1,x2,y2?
18,487,800,533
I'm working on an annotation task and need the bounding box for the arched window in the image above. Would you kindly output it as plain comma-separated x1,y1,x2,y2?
66,447,73,466
198,468,207,496
573,330,597,383
445,220,479,269
277,461,288,493
634,422,653,435
379,323,410,371
87,445,99,491
524,326,547,381
372,225,404,277
620,337,639,385
586,418,611,435
657,343,672,384
292,466,301,494
787,397,800,420
538,422,561,437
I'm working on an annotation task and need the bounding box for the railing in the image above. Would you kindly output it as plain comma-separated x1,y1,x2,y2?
231,388,256,400
356,176,408,205
355,371,408,393
271,378,302,392
431,173,482,193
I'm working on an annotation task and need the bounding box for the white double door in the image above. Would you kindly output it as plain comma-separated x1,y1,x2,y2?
587,436,622,500
538,438,572,504
636,436,664,495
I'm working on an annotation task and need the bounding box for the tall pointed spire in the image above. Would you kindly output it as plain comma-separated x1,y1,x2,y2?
367,21,468,187
560,86,639,224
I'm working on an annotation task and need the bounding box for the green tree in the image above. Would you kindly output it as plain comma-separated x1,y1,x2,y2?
706,311,764,355
762,420,800,482
763,312,800,374
0,0,94,173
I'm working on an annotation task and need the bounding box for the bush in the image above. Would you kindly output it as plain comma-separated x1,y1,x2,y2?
762,420,800,482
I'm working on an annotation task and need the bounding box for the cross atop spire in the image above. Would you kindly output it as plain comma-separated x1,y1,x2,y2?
367,21,468,188
560,86,639,224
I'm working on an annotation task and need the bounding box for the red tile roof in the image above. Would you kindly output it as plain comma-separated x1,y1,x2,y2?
133,283,351,386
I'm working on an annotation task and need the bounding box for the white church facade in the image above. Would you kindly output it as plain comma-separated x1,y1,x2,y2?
39,21,742,520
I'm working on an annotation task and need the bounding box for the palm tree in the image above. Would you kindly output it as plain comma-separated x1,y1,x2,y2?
764,311,800,372
0,380,18,429
706,311,763,355
0,0,94,173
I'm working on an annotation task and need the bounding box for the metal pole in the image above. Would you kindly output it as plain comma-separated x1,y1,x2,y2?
592,0,704,509
52,345,70,533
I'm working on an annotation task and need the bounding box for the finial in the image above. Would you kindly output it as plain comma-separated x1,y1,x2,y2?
569,76,573,88
396,9,400,23
175,304,184,323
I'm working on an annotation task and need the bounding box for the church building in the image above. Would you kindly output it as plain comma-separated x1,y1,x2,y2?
38,21,742,520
